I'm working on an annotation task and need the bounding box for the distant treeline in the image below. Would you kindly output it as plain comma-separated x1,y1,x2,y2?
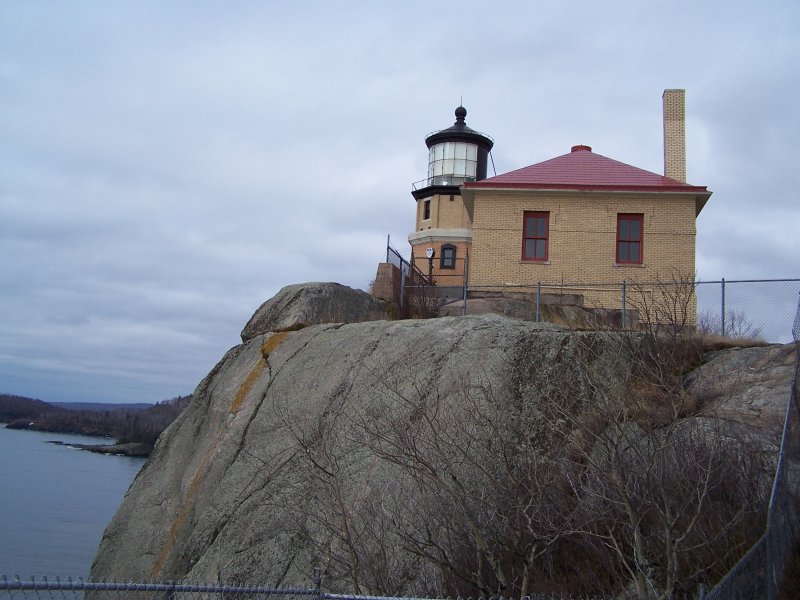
0,393,191,447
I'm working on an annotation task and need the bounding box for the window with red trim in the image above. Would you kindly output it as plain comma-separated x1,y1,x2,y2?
616,214,643,264
522,211,549,261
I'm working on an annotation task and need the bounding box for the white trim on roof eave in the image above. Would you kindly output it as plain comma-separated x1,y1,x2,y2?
461,186,710,198
461,187,713,205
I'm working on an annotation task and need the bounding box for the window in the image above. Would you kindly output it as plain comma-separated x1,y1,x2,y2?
617,214,643,264
440,244,456,269
522,211,549,261
423,199,431,221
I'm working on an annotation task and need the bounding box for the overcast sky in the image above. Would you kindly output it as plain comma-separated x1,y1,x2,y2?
2,1,799,405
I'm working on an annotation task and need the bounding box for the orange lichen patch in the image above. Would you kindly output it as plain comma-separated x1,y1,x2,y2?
150,501,188,577
150,430,220,577
227,331,289,414
260,331,289,359
150,332,291,577
229,359,267,414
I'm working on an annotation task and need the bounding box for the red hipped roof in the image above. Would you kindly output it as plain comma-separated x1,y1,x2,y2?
464,145,709,195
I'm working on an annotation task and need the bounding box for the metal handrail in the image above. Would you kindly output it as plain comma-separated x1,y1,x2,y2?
411,175,476,191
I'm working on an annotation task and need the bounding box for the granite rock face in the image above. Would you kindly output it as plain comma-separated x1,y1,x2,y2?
240,282,388,341
439,297,631,328
91,284,797,592
91,314,630,585
688,342,797,434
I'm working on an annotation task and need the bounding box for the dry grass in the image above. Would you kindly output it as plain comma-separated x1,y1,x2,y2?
698,333,772,352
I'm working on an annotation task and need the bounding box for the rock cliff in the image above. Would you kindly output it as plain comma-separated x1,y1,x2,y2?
241,282,388,341
91,283,797,596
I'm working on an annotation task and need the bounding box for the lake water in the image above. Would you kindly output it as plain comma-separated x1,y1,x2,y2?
0,425,145,579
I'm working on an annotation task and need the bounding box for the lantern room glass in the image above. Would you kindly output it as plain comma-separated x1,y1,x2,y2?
428,142,478,186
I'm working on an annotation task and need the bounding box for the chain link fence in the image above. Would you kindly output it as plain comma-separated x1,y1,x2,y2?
0,576,698,600
0,575,320,600
450,279,799,343
389,236,800,343
702,297,800,600
695,279,800,344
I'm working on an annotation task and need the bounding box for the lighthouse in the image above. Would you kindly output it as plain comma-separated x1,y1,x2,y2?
408,106,494,284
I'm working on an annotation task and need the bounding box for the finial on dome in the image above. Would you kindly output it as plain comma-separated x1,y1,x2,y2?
455,105,467,125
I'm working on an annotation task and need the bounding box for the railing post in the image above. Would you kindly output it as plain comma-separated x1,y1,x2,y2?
622,280,627,329
721,277,726,336
536,282,541,323
386,234,390,264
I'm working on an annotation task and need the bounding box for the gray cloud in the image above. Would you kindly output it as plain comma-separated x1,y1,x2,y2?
1,0,798,403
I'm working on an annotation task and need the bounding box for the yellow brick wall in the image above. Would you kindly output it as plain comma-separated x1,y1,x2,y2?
409,241,470,286
468,190,697,313
415,193,471,231
663,89,686,183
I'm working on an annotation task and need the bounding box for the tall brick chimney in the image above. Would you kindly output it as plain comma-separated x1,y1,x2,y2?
663,89,686,183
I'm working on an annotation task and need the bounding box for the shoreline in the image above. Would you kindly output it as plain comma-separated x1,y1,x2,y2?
47,440,151,457
4,422,151,457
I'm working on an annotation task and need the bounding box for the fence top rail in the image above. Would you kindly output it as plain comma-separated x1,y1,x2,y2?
323,594,440,600
0,579,604,600
696,278,800,284
463,279,800,288
0,576,318,595
322,595,608,600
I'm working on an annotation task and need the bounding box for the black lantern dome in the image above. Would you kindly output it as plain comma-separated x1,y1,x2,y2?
412,106,494,200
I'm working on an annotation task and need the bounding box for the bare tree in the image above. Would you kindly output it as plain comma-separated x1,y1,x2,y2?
543,297,771,599
351,362,591,599
698,309,764,341
626,272,699,339
275,385,434,596
560,403,768,599
257,291,771,598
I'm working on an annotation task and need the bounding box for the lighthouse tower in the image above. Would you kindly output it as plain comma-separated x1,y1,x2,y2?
409,106,493,283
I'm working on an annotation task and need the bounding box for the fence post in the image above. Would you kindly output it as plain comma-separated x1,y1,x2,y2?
721,277,726,337
794,291,800,342
400,251,409,311
767,521,777,600
462,252,469,317
536,282,541,323
698,582,706,600
162,582,176,600
621,280,627,329
386,234,390,263
313,567,322,600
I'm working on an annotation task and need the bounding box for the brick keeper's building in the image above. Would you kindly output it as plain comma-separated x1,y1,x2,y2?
408,90,712,316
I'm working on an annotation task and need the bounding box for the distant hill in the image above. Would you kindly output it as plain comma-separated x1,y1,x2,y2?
0,393,191,451
0,393,68,422
52,402,153,412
